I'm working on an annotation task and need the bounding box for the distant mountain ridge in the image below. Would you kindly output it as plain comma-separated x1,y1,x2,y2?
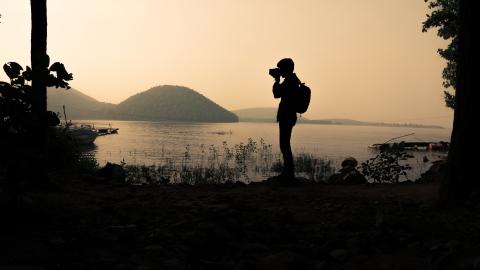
232,107,277,121
232,107,444,129
48,87,116,120
48,85,238,123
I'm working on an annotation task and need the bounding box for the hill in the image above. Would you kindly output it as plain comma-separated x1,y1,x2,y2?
232,107,311,123
232,107,277,122
115,86,238,122
47,87,115,120
48,85,238,123
233,107,443,128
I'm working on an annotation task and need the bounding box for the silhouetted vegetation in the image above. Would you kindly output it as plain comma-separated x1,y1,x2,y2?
422,0,459,109
122,138,335,185
0,0,73,185
361,143,413,183
0,61,73,183
1,62,72,133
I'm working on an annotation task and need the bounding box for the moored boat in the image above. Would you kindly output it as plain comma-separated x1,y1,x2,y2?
55,123,98,145
369,141,449,152
96,125,119,136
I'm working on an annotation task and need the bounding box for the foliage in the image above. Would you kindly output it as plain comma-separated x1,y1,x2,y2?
123,138,335,185
361,142,413,183
422,0,459,109
0,61,73,135
271,153,335,182
76,153,100,172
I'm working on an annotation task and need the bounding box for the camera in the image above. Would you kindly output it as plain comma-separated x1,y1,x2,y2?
269,68,281,79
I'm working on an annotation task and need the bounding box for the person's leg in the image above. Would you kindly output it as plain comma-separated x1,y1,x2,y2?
279,121,295,177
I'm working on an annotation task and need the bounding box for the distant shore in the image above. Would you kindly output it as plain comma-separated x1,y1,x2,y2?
70,118,445,129
225,118,444,129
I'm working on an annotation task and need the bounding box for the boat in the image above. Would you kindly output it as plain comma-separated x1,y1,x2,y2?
96,124,119,136
51,105,97,145
66,124,98,145
369,141,449,152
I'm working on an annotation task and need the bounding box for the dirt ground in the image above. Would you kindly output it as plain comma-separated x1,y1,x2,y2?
1,171,480,270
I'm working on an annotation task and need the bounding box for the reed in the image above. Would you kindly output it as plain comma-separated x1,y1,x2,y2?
123,138,336,185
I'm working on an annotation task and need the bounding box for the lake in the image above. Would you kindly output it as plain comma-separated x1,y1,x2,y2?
80,120,451,181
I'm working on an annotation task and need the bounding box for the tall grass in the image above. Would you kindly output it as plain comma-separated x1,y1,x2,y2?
124,138,335,185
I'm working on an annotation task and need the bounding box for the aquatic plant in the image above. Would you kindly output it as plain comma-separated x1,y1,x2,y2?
77,153,99,172
123,138,335,185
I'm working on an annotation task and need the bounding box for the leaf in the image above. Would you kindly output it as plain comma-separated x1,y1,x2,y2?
12,77,25,86
22,66,32,81
3,62,23,79
49,62,73,89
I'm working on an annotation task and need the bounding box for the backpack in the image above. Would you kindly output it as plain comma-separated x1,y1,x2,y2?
294,82,311,114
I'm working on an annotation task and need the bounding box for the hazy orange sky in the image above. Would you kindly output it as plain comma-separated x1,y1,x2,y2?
1,0,453,126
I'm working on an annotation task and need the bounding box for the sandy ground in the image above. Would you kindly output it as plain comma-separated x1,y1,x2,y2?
1,171,480,270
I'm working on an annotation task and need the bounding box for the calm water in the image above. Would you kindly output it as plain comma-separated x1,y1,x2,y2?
81,120,451,180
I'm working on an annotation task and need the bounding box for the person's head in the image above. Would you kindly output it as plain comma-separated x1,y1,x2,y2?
277,58,294,77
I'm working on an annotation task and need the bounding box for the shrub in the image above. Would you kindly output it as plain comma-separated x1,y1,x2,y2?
361,142,412,183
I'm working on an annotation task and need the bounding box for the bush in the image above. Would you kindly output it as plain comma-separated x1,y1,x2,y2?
361,142,412,183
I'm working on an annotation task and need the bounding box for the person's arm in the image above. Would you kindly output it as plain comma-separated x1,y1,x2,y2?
273,79,283,98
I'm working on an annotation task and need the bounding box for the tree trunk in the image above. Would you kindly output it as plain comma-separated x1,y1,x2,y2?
440,0,480,205
30,0,48,180
30,0,48,127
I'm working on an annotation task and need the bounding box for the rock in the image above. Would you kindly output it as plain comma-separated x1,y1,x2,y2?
235,181,247,187
98,162,126,183
343,171,367,184
327,157,366,185
327,170,366,185
416,159,446,183
341,157,358,168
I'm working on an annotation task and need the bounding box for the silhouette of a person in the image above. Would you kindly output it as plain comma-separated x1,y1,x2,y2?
272,58,300,179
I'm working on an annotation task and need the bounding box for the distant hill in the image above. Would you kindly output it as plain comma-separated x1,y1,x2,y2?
48,87,115,120
233,107,444,129
115,86,238,122
48,85,238,123
232,107,311,122
232,107,277,122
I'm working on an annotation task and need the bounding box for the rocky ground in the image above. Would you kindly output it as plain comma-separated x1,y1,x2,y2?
1,167,480,270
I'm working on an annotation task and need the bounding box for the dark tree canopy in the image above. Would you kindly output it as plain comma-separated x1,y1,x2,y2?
422,0,459,109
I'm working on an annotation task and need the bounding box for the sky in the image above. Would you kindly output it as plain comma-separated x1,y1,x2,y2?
0,0,453,127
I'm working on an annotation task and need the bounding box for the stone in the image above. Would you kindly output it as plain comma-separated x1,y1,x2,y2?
98,162,126,183
341,157,358,168
327,157,366,185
